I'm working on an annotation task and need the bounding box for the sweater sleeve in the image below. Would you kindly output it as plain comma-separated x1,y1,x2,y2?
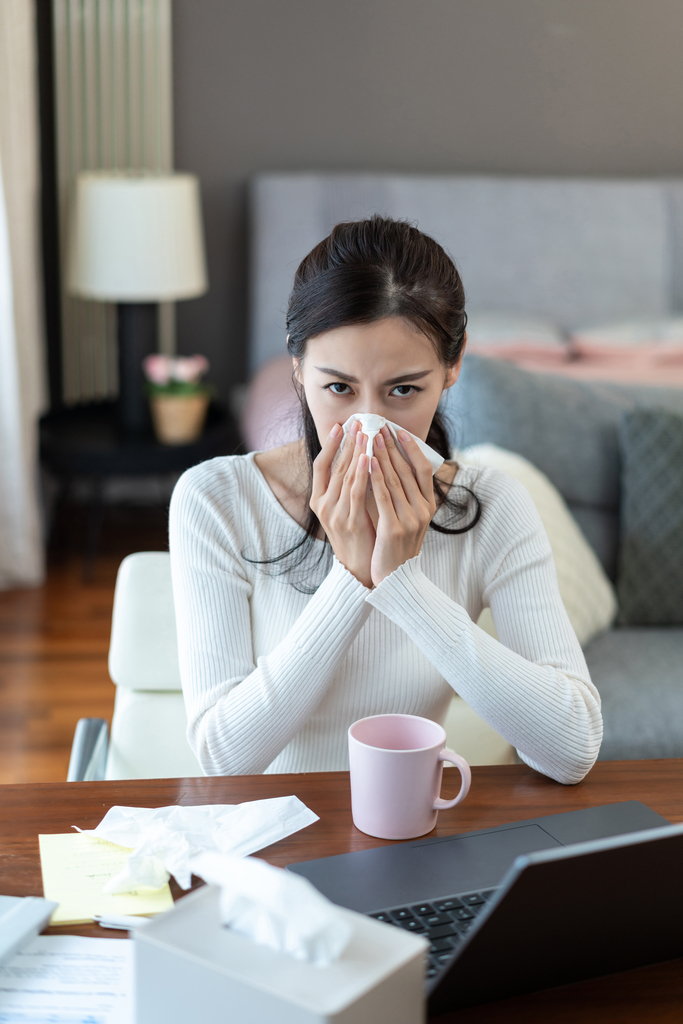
366,472,602,785
169,463,372,775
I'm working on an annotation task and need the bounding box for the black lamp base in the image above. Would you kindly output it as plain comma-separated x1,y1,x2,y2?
117,302,157,436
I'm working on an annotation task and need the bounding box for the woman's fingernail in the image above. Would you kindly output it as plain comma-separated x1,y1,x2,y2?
398,430,411,444
330,423,341,438
358,453,367,469
371,457,379,471
375,432,385,449
356,430,364,447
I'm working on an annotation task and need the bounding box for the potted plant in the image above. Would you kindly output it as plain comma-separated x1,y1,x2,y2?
143,354,212,445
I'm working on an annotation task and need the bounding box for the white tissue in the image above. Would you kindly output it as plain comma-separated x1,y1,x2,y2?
76,796,319,894
192,851,354,967
341,414,444,475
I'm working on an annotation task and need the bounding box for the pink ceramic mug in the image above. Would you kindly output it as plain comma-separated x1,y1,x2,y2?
348,713,472,840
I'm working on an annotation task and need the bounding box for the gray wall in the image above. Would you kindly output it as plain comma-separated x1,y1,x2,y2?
172,0,683,398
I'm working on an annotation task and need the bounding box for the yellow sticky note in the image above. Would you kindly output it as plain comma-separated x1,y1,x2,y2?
39,832,174,925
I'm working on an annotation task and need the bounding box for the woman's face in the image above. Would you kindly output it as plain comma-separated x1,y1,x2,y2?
295,317,463,445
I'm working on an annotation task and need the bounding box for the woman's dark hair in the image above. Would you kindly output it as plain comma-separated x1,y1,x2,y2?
250,215,481,592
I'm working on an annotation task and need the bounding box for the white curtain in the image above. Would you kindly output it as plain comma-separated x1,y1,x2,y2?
0,0,47,589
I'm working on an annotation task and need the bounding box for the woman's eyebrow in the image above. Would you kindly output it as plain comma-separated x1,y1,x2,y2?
383,370,433,386
315,366,359,382
315,367,433,385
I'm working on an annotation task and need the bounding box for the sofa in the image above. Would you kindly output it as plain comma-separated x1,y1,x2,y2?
444,355,683,760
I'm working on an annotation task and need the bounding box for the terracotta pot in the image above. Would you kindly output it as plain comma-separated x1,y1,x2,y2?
149,393,210,445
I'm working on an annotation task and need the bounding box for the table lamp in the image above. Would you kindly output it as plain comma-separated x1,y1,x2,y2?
67,172,208,435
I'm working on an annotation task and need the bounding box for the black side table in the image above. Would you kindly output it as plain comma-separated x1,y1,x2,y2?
40,401,241,576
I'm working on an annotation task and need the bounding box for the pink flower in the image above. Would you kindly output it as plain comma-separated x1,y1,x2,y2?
170,355,210,383
143,354,173,385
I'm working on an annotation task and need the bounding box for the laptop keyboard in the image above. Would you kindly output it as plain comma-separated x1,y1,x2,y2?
368,888,499,977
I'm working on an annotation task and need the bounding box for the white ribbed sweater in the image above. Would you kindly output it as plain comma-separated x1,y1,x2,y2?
169,453,602,784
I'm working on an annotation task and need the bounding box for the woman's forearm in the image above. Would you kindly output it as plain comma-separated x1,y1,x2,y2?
367,555,602,785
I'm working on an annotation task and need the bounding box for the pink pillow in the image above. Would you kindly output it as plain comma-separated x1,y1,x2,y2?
528,360,683,387
562,320,683,386
464,313,570,372
240,355,301,452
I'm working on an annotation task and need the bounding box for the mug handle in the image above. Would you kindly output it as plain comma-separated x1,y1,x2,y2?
433,749,471,810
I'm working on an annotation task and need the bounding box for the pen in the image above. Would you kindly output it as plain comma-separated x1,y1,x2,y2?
94,913,151,930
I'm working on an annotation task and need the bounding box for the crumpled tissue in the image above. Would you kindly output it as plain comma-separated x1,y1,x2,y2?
341,413,444,475
192,851,354,967
75,796,318,894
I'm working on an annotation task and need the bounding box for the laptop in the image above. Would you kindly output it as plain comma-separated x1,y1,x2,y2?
287,801,683,1012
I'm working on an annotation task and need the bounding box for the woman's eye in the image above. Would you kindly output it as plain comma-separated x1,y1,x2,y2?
326,382,352,395
390,384,419,397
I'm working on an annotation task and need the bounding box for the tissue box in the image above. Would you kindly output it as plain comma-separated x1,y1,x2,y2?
135,885,427,1024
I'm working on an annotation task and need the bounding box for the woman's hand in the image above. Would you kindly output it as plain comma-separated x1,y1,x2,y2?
310,420,376,588
369,425,436,586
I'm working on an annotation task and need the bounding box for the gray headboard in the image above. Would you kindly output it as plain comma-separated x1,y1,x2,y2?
249,172,683,372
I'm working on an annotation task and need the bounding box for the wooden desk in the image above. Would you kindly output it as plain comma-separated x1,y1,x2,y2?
2,760,683,1022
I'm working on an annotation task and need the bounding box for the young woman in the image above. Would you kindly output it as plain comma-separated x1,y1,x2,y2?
169,216,602,783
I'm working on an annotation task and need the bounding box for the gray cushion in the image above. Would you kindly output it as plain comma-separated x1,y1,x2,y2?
567,506,620,584
585,627,683,759
617,410,683,625
443,356,683,578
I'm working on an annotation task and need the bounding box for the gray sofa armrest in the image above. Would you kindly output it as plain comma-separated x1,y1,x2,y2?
67,718,109,781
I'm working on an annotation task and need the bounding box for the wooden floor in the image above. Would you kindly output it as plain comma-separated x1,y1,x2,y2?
0,505,169,784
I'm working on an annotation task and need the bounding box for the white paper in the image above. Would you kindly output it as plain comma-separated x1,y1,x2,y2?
192,852,354,967
77,795,319,893
341,413,444,474
0,935,132,1024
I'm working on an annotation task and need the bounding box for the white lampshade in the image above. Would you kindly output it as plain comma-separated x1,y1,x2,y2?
67,172,208,301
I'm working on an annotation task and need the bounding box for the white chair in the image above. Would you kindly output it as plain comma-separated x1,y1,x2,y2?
68,552,202,781
68,551,514,780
